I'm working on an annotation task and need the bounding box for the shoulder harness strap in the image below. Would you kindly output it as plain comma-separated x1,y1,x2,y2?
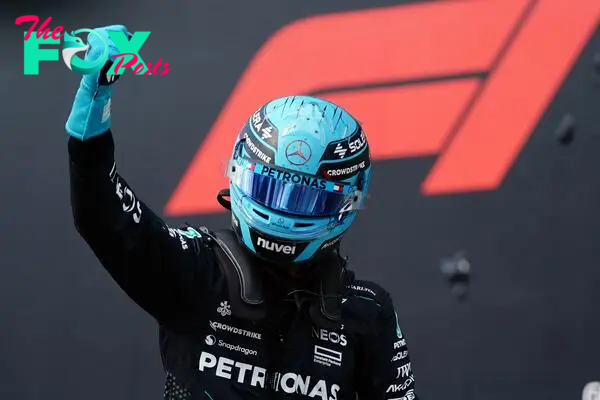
198,227,347,328
199,227,266,321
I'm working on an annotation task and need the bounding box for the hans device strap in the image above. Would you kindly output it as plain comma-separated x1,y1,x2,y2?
200,227,266,321
199,227,345,328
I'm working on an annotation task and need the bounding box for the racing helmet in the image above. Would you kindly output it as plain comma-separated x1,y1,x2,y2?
226,95,372,264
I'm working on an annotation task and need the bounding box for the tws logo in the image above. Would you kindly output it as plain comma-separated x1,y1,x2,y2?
16,16,171,76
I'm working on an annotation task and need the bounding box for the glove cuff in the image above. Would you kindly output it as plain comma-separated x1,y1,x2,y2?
65,78,113,141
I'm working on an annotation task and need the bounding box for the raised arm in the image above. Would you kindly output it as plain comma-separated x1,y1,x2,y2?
66,25,213,323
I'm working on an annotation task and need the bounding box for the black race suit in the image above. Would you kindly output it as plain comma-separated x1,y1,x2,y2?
68,131,418,400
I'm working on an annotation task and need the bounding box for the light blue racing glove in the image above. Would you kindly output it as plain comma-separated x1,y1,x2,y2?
65,25,131,141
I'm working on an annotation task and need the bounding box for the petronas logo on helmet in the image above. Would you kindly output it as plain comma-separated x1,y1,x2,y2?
259,165,326,190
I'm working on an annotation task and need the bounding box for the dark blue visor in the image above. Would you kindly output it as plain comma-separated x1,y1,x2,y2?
228,159,360,217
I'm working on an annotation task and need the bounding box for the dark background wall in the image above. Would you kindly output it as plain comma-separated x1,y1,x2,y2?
1,1,599,399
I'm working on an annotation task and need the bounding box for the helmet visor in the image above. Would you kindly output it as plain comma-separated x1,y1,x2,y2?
228,159,361,218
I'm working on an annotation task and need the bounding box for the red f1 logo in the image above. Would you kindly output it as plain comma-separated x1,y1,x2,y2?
166,0,600,216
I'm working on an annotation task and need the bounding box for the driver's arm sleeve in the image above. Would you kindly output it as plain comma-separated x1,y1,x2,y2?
356,292,418,400
68,131,213,323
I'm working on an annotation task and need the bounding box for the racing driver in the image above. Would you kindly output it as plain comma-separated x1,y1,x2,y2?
66,25,418,400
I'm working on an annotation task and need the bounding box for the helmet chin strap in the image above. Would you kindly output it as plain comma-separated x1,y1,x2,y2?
217,188,231,210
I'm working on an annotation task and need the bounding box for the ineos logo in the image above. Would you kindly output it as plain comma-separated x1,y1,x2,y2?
312,328,347,347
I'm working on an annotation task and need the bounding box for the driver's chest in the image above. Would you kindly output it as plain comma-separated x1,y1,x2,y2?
171,305,359,399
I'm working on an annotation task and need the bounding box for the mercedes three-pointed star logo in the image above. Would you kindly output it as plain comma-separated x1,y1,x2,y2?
285,140,312,166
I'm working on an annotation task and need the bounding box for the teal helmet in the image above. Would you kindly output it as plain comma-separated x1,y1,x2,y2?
226,95,372,265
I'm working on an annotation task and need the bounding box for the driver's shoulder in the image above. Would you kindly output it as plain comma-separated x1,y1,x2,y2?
343,272,392,311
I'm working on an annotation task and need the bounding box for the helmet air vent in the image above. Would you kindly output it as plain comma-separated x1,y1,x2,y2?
294,222,314,228
252,209,269,220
